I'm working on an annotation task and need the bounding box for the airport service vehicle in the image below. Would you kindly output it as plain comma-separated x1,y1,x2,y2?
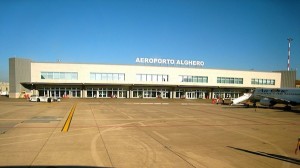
29,95,53,102
0,91,8,96
232,88,300,110
52,96,61,102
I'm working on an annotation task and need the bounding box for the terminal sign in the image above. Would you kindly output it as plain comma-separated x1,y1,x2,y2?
135,57,204,67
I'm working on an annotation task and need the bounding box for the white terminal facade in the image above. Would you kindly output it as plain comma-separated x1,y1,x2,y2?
9,58,296,99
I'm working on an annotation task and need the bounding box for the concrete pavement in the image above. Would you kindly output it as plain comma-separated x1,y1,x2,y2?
0,99,300,168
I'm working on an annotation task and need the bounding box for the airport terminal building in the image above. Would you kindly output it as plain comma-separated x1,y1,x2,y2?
9,57,296,99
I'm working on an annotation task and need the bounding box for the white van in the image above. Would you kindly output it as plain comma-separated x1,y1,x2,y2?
29,95,53,102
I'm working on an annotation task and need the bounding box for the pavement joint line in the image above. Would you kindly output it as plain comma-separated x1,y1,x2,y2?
61,103,77,132
124,102,170,105
135,124,197,168
89,104,113,167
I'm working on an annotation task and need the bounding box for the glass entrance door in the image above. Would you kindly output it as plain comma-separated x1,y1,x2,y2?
186,92,196,99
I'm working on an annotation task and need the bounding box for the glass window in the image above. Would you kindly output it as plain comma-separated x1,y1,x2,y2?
90,73,125,81
221,77,225,83
217,77,242,84
102,73,108,81
251,78,275,85
239,78,243,84
163,75,168,82
152,74,158,82
147,74,152,81
183,76,188,82
119,74,125,81
48,72,53,79
71,73,78,80
41,72,47,79
192,76,198,83
53,72,60,79
135,74,168,82
198,77,203,83
60,72,65,79
113,74,119,81
180,76,208,83
40,72,78,80
90,73,96,80
263,79,267,85
225,78,229,83
65,73,71,80
107,74,112,81
271,80,275,85
95,73,101,80
141,74,147,81
157,75,162,82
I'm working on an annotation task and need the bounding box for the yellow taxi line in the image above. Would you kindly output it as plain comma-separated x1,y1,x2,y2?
61,103,77,132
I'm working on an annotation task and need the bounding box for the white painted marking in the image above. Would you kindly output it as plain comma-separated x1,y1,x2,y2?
123,102,169,105
121,112,133,119
138,122,146,126
152,131,169,141
172,113,188,118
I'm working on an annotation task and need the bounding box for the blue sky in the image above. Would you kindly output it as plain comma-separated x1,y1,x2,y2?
0,0,300,81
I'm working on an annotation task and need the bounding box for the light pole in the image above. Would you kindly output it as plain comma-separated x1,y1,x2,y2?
287,38,293,71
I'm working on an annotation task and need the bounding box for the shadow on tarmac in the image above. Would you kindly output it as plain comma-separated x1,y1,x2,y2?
222,104,300,114
227,146,300,165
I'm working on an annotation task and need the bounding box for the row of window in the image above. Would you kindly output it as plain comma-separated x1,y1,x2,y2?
179,75,208,83
136,74,169,82
41,72,78,80
217,77,243,84
251,78,275,85
38,87,81,97
87,88,127,98
40,72,275,86
90,73,125,81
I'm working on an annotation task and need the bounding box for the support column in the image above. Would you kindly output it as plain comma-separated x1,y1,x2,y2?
81,85,87,98
130,90,133,98
82,90,87,98
126,90,129,98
